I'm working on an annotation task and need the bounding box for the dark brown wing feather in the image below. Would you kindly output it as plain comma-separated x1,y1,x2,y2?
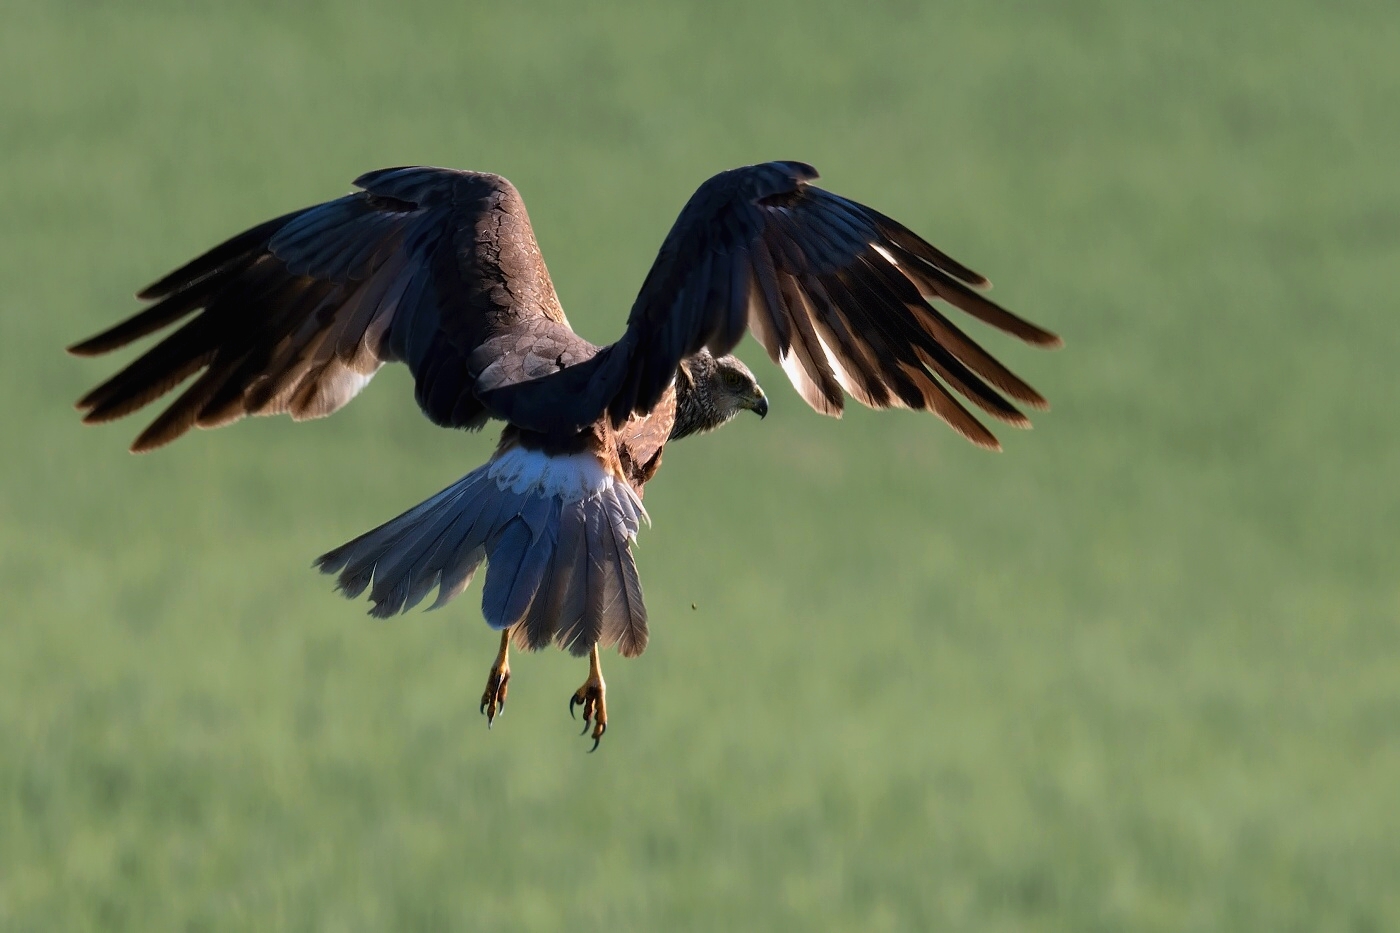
70,167,584,451
482,161,1059,449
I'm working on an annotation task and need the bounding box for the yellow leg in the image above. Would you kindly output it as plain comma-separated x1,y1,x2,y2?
480,629,511,728
569,644,607,751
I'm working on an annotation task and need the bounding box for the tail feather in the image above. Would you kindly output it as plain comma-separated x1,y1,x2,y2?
577,505,619,657
419,488,512,610
367,475,489,596
534,498,590,650
404,499,490,611
605,487,649,658
587,495,648,658
482,494,563,630
319,474,481,600
430,545,485,610
480,520,531,626
497,498,562,627
365,478,500,618
523,500,588,652
315,447,649,655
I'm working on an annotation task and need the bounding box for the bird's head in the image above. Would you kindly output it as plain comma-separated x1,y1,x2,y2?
670,351,768,440
711,354,769,421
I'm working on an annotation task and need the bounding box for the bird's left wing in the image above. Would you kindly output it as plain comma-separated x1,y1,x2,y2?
70,166,579,451
488,161,1060,449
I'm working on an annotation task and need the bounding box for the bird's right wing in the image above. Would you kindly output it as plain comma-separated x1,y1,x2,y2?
484,161,1060,449
613,161,1061,448
70,166,585,452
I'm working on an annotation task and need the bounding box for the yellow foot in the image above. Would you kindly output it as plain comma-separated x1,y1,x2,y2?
568,645,607,751
480,630,511,728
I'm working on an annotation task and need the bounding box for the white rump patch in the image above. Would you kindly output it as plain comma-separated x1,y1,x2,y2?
487,447,615,503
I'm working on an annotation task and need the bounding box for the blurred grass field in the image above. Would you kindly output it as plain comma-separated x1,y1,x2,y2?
4,0,1399,929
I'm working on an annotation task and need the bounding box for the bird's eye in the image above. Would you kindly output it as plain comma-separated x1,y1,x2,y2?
722,370,744,388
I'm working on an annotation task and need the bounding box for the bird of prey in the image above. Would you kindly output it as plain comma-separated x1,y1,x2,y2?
70,161,1059,749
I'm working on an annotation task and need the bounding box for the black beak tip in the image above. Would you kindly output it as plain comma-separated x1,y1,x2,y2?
754,396,769,419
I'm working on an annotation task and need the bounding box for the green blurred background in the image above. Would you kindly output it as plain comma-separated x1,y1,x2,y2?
4,0,1397,929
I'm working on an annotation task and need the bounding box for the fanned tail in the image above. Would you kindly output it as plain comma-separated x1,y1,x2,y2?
314,447,650,657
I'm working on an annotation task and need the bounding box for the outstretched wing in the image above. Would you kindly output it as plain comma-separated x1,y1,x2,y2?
486,161,1059,449
70,166,585,452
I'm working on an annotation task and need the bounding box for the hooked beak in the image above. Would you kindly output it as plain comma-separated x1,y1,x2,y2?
749,390,768,419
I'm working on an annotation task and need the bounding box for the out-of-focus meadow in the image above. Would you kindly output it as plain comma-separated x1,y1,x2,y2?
3,1,1397,929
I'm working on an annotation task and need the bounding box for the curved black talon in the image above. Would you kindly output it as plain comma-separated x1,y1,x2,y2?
480,663,509,729
480,632,512,729
571,646,607,751
576,695,592,734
